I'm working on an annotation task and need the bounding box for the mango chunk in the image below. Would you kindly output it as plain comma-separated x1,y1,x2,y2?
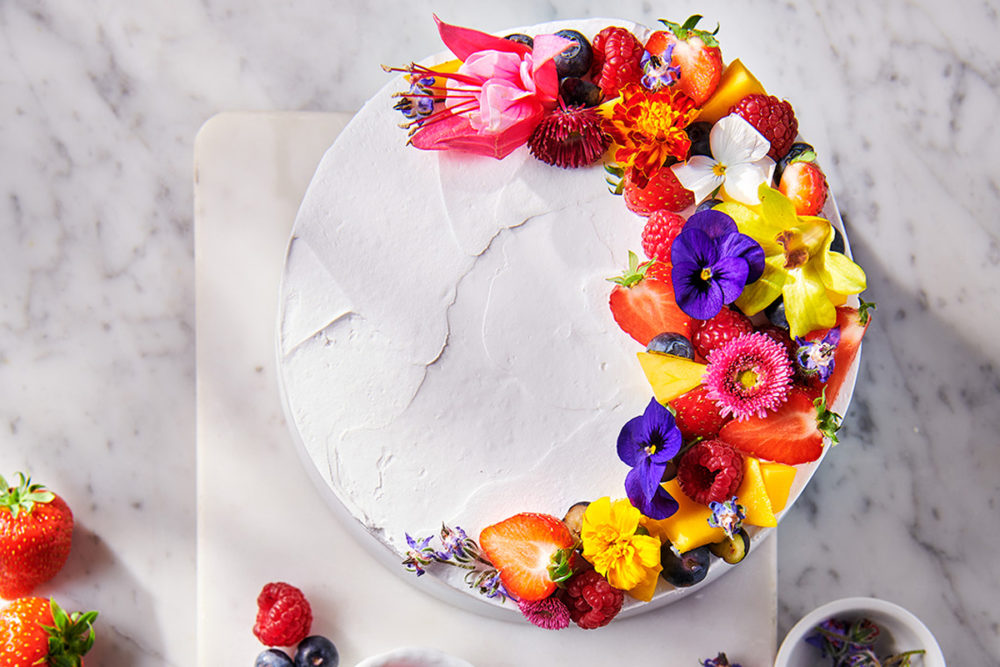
642,479,724,553
736,457,777,527
637,352,707,404
759,461,797,513
696,59,767,124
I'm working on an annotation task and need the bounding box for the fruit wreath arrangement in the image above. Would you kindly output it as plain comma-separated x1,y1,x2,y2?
386,15,872,630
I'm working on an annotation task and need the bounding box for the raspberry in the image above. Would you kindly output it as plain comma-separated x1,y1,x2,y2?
590,27,644,98
729,94,799,161
253,582,312,647
641,210,687,262
693,307,754,358
557,569,624,629
676,439,744,505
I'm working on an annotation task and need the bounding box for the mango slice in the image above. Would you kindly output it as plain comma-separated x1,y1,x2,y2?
642,479,725,553
696,59,767,124
759,461,797,513
637,352,707,404
735,457,777,527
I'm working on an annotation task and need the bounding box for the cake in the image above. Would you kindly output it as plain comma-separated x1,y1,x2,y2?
277,15,869,628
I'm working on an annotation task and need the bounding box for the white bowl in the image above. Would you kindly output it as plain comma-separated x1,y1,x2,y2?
354,647,475,667
775,597,945,667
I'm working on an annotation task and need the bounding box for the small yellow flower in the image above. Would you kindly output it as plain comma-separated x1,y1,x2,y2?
581,497,663,598
716,184,867,337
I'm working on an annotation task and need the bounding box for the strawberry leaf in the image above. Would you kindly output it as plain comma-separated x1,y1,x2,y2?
814,390,843,446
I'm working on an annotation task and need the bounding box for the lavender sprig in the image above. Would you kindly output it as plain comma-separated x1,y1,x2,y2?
807,617,926,666
402,524,509,602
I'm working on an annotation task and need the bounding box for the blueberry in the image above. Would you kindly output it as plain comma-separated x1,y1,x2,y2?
294,636,339,667
552,29,592,78
559,77,602,107
696,198,723,213
708,528,751,564
660,544,711,587
685,122,713,158
504,33,533,48
256,649,294,667
646,332,695,359
774,142,815,186
764,297,788,330
830,226,846,254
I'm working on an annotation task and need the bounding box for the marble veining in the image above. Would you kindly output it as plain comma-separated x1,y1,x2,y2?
2,0,998,664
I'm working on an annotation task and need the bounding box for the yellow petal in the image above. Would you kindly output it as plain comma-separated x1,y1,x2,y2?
717,201,783,251
626,563,663,602
783,264,837,337
610,498,642,536
735,262,786,315
819,251,867,296
759,184,799,231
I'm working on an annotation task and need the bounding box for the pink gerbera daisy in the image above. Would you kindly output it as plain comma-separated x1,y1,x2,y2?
517,596,571,630
704,332,793,420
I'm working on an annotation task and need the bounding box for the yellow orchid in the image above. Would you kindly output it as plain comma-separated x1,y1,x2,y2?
716,184,867,337
581,497,663,600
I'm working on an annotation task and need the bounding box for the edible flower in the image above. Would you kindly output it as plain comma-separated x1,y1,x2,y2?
670,209,765,320
795,327,841,381
581,497,663,596
671,114,776,205
401,523,509,601
517,597,571,630
385,16,571,159
703,332,793,420
716,184,867,337
640,43,681,90
617,398,682,520
604,83,699,187
807,617,926,666
700,653,743,667
706,496,746,539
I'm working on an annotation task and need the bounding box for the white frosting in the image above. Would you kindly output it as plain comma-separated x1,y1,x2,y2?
277,17,858,615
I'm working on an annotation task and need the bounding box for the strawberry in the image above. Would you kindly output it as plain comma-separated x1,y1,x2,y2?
590,26,644,98
645,15,723,106
779,156,828,216
623,166,694,216
719,387,842,465
1,473,74,600
641,210,687,263
608,253,694,345
692,306,754,358
0,597,97,666
671,385,729,440
805,302,874,406
479,513,574,601
729,94,798,161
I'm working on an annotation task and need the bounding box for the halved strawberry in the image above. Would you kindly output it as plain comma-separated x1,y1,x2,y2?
805,302,873,406
671,385,729,440
609,253,694,345
645,15,722,106
623,166,695,216
479,513,574,601
718,387,841,465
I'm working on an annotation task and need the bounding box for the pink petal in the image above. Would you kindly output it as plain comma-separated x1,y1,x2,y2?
410,110,541,160
528,34,572,103
434,15,529,61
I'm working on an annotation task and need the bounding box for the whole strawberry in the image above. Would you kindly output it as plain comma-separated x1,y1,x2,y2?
1,472,74,600
645,15,723,106
623,167,694,216
671,385,729,440
590,26,644,98
0,597,97,667
729,94,798,161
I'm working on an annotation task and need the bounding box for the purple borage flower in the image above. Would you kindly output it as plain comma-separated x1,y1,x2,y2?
795,326,841,382
617,398,682,520
670,210,765,320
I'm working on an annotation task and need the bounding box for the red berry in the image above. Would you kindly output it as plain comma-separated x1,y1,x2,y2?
729,94,799,161
253,582,313,647
590,27,644,98
692,307,754,358
671,385,729,440
779,160,828,215
641,210,687,262
623,167,695,216
676,439,744,505
479,513,574,601
557,569,624,629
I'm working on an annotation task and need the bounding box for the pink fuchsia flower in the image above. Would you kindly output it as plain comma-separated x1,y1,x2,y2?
390,17,572,159
517,596,571,630
704,332,793,420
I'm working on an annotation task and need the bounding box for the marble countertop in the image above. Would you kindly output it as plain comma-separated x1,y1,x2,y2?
3,0,998,664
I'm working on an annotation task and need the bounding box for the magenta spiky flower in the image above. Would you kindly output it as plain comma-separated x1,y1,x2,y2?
527,103,610,168
704,332,793,420
517,596,571,630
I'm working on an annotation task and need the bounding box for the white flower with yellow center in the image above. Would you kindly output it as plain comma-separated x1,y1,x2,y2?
671,114,776,205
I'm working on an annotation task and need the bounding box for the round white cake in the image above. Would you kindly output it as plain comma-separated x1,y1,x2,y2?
277,17,861,620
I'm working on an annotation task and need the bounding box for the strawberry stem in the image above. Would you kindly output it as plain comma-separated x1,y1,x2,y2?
38,599,98,667
814,390,843,446
0,472,55,519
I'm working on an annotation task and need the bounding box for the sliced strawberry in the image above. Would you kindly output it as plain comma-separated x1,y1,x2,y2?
805,302,873,406
623,166,695,216
671,385,729,440
718,387,841,465
779,159,828,216
609,254,694,345
479,513,574,601
645,15,722,106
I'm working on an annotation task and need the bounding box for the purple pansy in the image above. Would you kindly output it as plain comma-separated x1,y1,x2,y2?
617,398,682,520
671,210,765,320
795,326,841,382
